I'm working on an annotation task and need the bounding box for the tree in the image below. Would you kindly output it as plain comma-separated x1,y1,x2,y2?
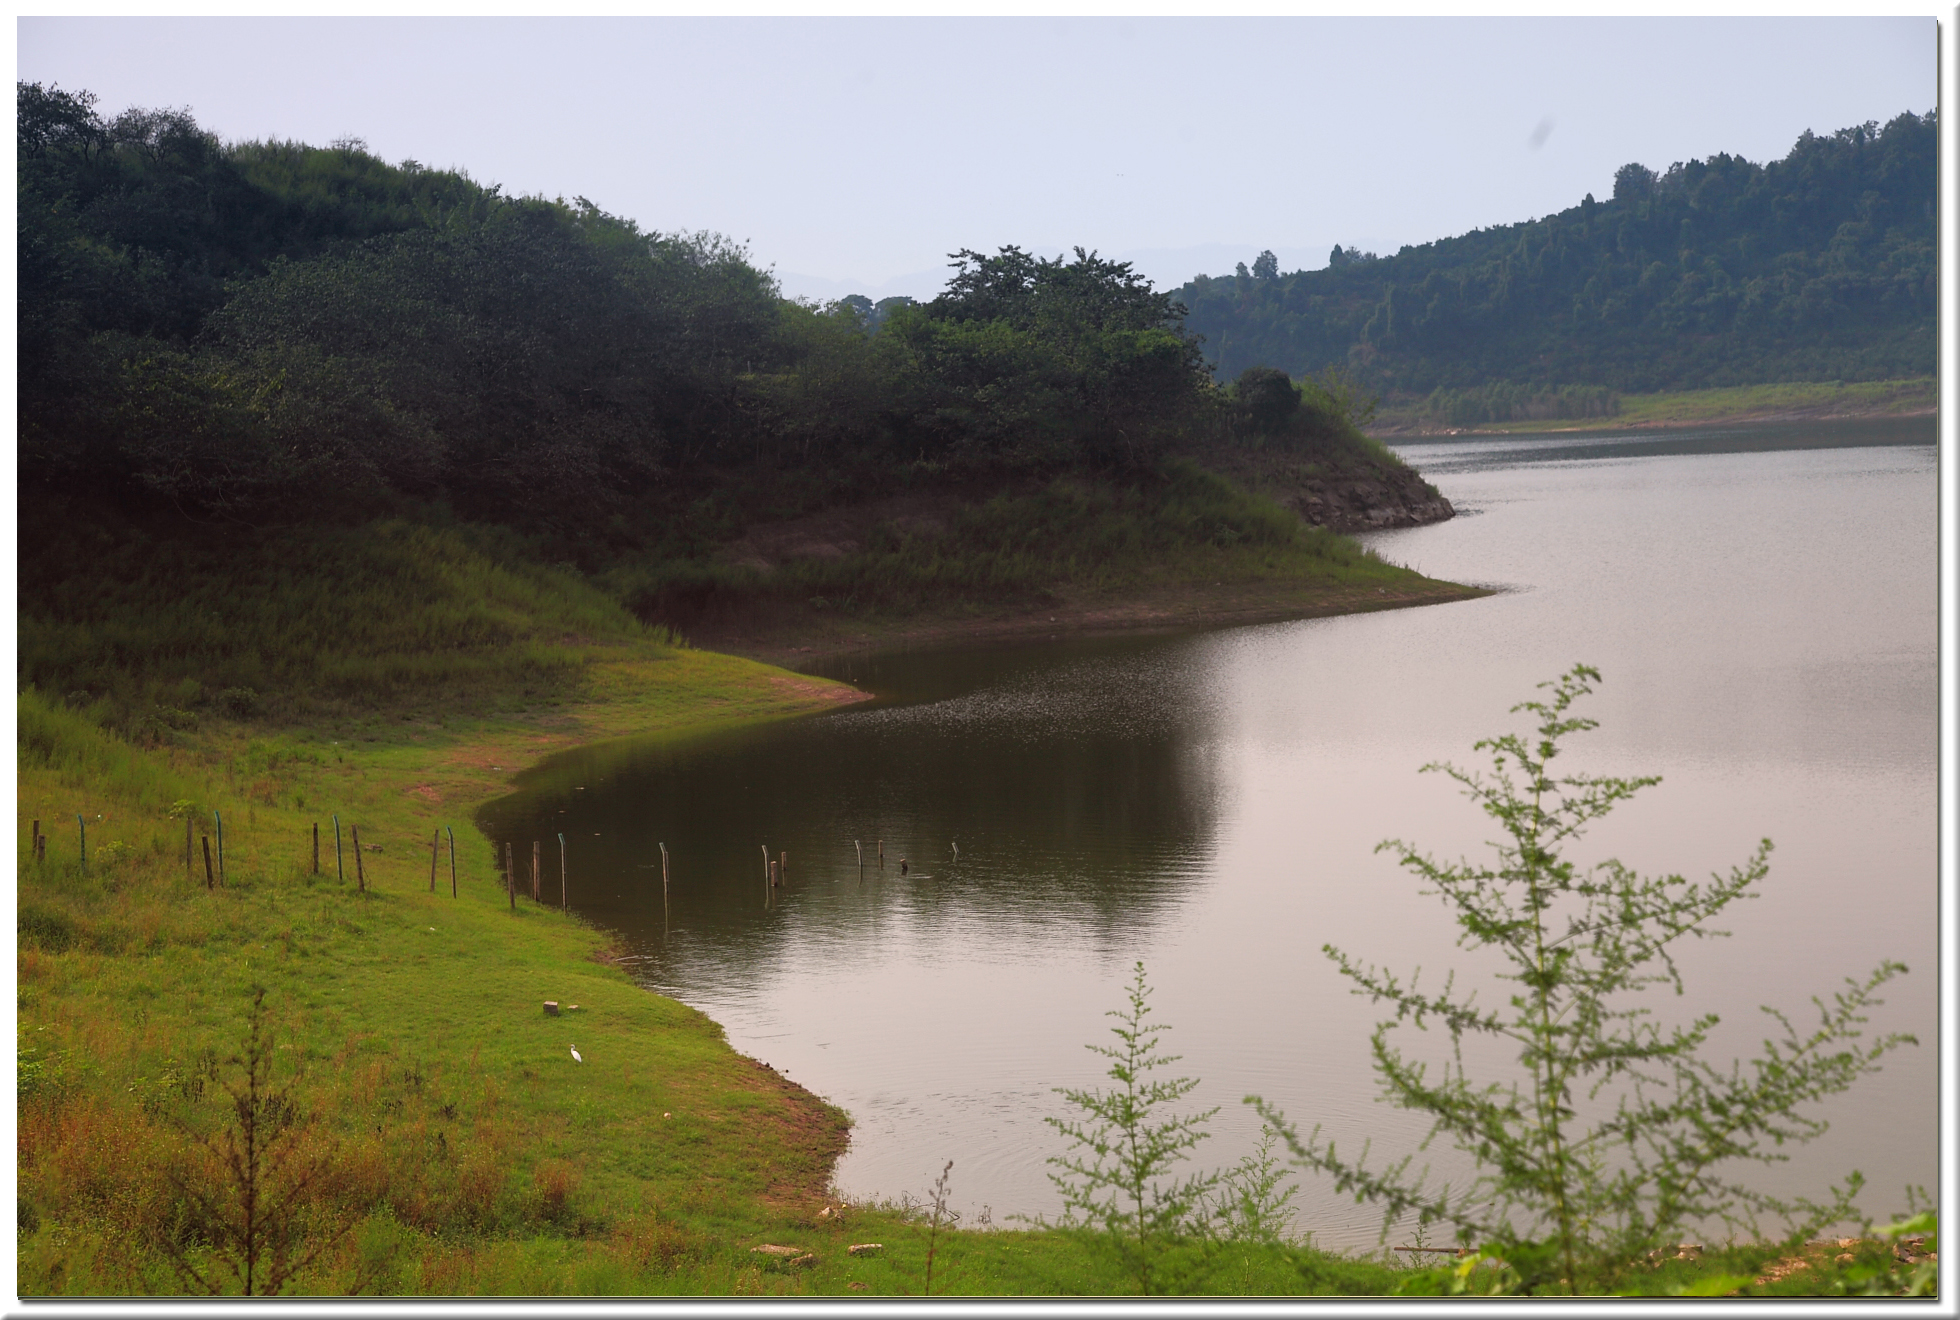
1232,366,1300,433
1045,962,1219,1295
159,988,350,1296
1252,665,1914,1294
1613,162,1658,204
1251,250,1279,281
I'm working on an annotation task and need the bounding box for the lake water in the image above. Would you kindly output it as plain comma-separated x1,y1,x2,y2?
480,416,1938,1250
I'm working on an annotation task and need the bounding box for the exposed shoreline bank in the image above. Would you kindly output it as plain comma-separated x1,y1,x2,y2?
678,575,1492,671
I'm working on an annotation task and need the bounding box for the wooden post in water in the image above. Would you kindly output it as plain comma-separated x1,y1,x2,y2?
447,826,457,897
202,835,215,890
531,841,542,903
770,859,779,889
311,822,319,876
430,828,439,892
761,844,770,900
558,833,567,908
351,825,366,892
659,842,669,921
780,851,787,887
878,839,884,868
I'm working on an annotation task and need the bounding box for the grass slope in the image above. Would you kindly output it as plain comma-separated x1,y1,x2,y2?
1371,376,1936,436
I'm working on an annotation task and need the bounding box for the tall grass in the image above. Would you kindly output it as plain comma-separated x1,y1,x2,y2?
19,504,677,731
617,461,1422,623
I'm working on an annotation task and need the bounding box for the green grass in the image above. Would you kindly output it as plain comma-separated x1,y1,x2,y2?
612,460,1437,628
18,496,674,735
1374,376,1935,435
1612,376,1936,426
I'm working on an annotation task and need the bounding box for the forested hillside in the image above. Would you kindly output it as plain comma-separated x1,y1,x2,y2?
20,82,1450,732
18,83,1390,545
1177,112,1937,402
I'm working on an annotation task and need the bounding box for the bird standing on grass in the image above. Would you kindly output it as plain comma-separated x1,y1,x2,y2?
570,1045,583,1063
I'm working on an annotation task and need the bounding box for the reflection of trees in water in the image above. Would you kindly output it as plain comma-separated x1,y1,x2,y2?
477,643,1223,977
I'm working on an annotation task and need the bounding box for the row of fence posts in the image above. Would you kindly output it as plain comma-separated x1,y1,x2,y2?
27,810,974,920
759,835,953,903
26,812,228,887
26,809,604,918
498,833,572,914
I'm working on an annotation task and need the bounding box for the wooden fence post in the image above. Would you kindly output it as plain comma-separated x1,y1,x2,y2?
505,841,515,912
214,811,224,883
448,826,457,897
202,835,215,890
312,822,319,876
558,833,567,908
334,815,344,882
351,824,366,893
532,841,542,903
430,828,439,892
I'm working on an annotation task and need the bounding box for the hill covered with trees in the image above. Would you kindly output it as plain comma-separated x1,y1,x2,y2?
1176,112,1937,412
19,82,1458,732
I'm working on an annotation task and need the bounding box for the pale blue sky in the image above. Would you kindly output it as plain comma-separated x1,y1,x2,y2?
16,17,1937,301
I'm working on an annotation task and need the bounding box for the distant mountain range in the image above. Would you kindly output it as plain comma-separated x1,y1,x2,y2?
1173,112,1936,396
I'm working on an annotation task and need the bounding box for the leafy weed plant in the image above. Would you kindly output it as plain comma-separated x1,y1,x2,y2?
1253,664,1915,1294
1043,961,1219,1295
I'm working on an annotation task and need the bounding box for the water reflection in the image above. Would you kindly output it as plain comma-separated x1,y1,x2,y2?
479,638,1228,984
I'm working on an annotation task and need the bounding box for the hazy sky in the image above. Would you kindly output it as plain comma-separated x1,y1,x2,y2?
16,17,1938,301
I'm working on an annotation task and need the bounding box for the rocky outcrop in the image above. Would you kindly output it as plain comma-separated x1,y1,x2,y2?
1195,445,1455,533
1273,462,1455,532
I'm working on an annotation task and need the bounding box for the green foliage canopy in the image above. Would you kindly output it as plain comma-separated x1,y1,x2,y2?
1181,112,1936,393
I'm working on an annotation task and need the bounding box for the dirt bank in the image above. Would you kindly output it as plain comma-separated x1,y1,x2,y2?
685,575,1491,670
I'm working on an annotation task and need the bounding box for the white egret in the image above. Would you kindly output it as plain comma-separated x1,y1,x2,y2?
570,1044,583,1064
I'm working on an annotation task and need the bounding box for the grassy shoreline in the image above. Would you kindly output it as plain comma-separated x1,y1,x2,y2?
1369,376,1936,437
17,649,882,1294
19,545,1475,1295
19,512,1899,1296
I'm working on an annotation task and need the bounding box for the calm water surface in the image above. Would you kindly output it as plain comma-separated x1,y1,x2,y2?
482,416,1937,1248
